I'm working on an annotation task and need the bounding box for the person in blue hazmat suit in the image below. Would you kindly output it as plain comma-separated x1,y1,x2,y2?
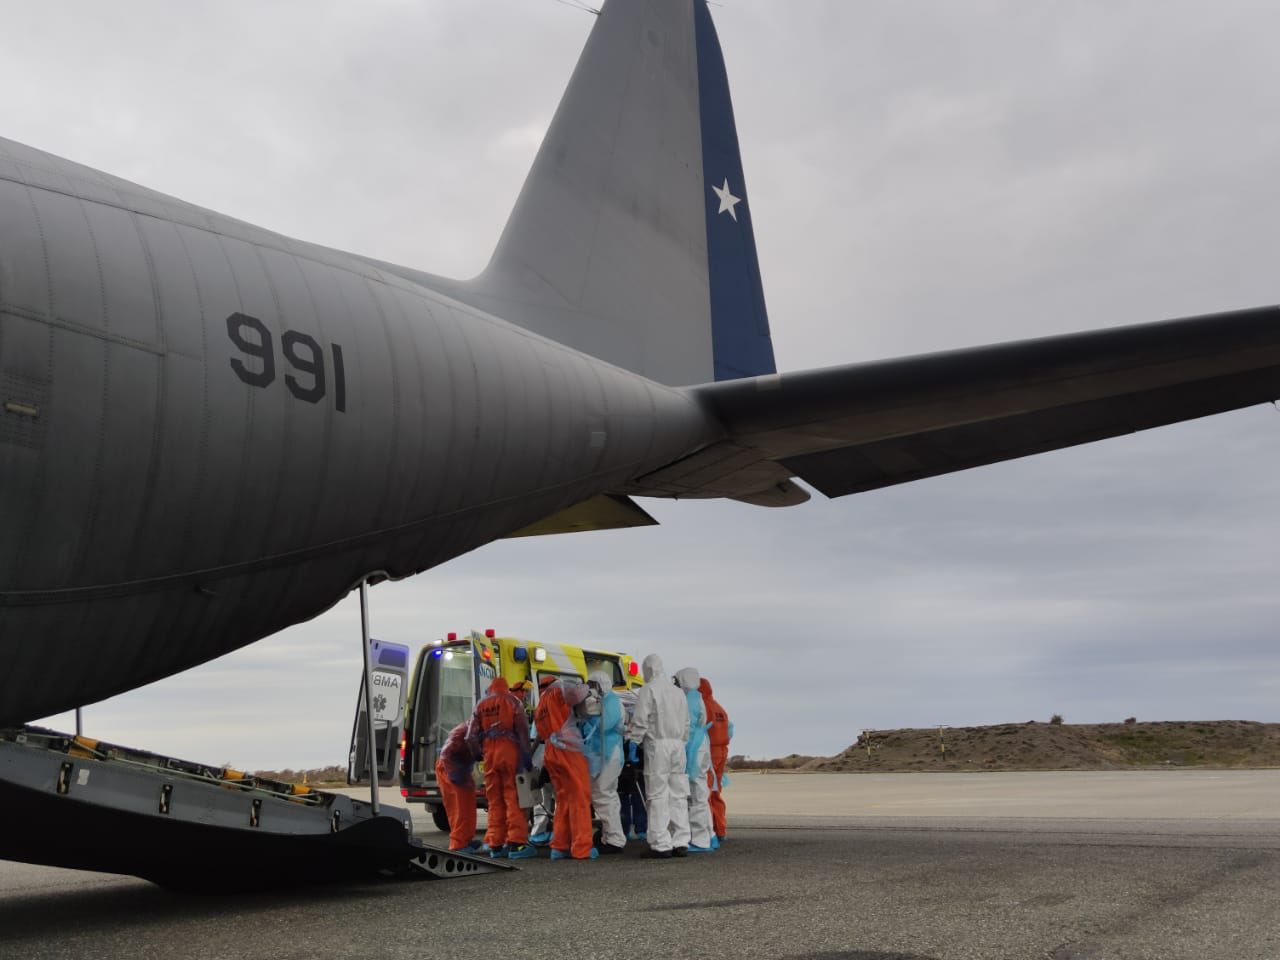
626,654,690,858
675,667,715,853
582,670,627,854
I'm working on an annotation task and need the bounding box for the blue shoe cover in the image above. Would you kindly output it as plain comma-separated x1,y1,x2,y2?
529,831,552,846
636,832,646,842
710,836,720,850
506,843,537,860
550,849,569,861
583,847,599,860
486,845,507,859
688,844,715,854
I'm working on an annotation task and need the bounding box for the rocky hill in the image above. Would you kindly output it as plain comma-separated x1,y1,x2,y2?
731,720,1280,773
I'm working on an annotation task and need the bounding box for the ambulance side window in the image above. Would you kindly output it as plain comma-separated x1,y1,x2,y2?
584,656,624,687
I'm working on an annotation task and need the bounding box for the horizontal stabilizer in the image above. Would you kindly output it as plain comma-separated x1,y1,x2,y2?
504,495,658,538
628,306,1280,501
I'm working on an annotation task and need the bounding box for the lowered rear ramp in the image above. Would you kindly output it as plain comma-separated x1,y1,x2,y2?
0,728,512,891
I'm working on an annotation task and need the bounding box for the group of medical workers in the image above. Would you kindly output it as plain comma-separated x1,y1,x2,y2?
434,654,732,861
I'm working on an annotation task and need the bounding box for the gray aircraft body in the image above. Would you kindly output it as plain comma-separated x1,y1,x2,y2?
2,0,1279,725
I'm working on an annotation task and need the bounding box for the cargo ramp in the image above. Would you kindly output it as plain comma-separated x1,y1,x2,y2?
0,727,512,892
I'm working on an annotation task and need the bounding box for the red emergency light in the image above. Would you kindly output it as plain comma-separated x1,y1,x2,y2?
447,632,457,642
485,628,496,639
628,660,640,677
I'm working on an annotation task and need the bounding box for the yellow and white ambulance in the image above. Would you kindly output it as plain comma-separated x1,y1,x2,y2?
396,630,642,831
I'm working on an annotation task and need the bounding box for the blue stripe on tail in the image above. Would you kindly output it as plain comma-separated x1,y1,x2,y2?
695,2,777,382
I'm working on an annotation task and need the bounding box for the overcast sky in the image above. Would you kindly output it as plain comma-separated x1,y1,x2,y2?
7,1,1280,769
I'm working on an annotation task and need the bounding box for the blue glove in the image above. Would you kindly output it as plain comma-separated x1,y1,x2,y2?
727,721,735,740
721,773,730,789
628,741,639,764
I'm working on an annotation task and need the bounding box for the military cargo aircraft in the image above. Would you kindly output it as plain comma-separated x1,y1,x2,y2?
3,0,1279,728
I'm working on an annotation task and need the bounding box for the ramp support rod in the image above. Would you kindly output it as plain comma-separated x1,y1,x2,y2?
359,578,380,816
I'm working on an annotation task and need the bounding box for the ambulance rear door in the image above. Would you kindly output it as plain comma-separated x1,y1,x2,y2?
347,639,411,786
405,635,495,794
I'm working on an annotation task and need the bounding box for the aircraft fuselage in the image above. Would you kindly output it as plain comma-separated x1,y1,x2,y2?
0,136,717,723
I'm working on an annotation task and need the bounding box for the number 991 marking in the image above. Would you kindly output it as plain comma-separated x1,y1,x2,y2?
226,312,346,412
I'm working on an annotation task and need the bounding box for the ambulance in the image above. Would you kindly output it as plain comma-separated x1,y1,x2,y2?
358,630,643,832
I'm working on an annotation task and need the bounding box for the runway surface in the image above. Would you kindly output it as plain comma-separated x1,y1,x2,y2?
2,771,1277,959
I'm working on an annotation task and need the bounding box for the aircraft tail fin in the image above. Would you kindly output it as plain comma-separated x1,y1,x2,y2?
422,0,775,386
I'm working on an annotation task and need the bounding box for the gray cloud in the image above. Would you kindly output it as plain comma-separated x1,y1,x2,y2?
13,1,1280,768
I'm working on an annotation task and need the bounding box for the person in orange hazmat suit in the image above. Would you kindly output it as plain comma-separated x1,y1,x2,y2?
466,676,535,859
435,721,481,852
534,678,598,861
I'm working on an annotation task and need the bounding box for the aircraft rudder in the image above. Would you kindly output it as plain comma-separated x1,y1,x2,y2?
693,1,777,382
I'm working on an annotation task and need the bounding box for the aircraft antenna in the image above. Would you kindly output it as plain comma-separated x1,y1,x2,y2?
551,0,599,14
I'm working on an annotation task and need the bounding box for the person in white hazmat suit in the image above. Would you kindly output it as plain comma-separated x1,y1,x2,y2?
626,654,691,858
675,667,716,853
582,671,627,853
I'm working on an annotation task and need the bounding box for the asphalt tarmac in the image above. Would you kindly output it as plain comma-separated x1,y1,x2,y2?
2,771,1277,960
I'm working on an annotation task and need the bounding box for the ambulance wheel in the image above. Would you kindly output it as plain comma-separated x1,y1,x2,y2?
430,804,450,833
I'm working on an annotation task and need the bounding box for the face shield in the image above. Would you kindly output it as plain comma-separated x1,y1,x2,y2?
579,679,603,716
559,678,590,708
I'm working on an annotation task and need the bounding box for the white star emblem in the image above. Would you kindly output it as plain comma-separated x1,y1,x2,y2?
712,178,742,222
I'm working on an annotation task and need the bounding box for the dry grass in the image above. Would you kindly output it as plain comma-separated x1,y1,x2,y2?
733,720,1280,773
251,764,347,786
